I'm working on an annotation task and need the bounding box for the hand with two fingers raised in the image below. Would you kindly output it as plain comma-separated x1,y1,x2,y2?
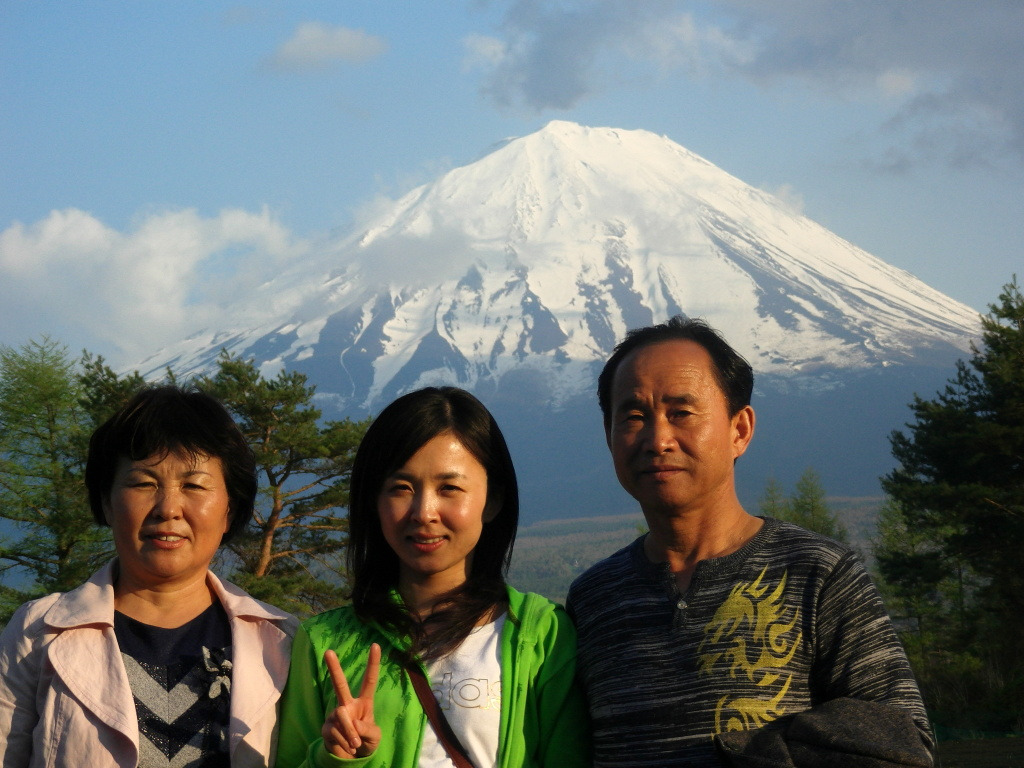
322,644,382,759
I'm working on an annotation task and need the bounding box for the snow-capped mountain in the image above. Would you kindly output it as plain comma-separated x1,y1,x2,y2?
139,121,981,510
143,120,978,411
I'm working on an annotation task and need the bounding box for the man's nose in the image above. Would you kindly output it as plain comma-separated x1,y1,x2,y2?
645,416,675,453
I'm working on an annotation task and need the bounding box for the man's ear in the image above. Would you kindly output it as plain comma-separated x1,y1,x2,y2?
731,405,755,459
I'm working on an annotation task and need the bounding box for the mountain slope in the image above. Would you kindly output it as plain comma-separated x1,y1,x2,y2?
141,120,978,416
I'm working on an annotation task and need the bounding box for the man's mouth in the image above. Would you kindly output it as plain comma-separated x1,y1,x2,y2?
641,466,684,479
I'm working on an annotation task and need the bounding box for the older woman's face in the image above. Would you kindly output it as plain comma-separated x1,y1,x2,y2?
103,451,230,593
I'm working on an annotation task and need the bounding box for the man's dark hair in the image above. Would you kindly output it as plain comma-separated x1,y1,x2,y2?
597,316,754,429
85,385,257,544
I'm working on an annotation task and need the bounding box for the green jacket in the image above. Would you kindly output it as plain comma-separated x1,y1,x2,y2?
275,587,591,768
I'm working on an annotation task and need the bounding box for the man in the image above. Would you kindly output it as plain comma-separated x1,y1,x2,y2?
566,317,933,767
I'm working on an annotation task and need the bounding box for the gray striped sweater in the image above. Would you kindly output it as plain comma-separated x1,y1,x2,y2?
566,517,932,767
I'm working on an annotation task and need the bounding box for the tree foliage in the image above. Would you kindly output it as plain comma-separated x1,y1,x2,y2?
0,339,112,618
757,476,789,519
758,468,848,543
78,351,148,426
879,276,1024,731
198,351,371,616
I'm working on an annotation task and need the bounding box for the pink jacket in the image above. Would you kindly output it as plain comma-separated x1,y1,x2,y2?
0,561,298,767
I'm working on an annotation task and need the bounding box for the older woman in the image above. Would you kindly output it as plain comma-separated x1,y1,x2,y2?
0,385,298,768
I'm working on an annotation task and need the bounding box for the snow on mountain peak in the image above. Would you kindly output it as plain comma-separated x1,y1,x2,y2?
139,121,981,411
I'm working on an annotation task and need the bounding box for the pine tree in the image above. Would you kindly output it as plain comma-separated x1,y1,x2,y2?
758,475,790,519
78,351,147,427
766,469,848,543
199,352,371,616
881,276,1024,729
0,339,112,619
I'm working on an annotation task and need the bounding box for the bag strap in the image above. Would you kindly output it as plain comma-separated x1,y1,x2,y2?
405,663,476,768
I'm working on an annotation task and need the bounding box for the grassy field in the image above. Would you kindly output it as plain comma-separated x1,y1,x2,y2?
508,513,645,603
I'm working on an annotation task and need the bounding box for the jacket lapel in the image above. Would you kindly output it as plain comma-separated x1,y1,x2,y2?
44,562,140,752
209,572,295,747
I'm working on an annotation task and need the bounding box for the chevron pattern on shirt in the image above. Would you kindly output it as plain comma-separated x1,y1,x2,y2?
121,646,231,768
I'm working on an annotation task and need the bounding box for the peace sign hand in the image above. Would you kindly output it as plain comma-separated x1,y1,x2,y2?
322,643,382,758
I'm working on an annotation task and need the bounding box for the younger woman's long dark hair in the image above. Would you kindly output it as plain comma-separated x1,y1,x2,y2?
348,386,519,662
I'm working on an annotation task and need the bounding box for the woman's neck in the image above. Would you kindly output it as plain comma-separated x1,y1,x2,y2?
114,571,216,628
398,566,475,619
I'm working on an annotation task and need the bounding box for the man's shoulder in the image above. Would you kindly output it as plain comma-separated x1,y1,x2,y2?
760,517,860,565
754,518,876,600
567,535,644,599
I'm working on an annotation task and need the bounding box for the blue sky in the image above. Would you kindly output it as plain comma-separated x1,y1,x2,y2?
2,1,1021,367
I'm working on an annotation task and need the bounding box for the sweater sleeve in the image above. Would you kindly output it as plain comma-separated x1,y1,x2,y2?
274,625,374,768
0,601,44,768
811,552,934,756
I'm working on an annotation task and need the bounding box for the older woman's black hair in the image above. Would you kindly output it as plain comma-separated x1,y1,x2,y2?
348,386,519,661
85,385,257,544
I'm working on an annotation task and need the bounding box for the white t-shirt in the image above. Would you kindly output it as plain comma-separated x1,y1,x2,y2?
419,613,506,768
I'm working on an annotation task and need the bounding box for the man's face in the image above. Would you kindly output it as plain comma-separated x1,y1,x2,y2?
607,339,754,517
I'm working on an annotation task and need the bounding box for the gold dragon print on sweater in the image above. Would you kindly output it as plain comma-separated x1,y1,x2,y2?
697,567,802,733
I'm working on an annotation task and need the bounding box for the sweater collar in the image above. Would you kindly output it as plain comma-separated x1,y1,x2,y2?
629,517,778,591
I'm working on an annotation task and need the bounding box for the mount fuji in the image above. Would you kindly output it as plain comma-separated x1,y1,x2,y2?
140,121,981,519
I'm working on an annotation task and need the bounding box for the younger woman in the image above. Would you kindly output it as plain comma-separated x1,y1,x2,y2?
275,387,589,767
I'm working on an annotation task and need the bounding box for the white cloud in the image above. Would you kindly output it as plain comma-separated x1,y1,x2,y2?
270,22,386,71
0,207,309,366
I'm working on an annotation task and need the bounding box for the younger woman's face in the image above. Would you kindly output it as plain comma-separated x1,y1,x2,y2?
377,432,492,594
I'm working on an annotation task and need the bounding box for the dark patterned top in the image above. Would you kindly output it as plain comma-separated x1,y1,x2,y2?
115,602,232,768
566,517,932,768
